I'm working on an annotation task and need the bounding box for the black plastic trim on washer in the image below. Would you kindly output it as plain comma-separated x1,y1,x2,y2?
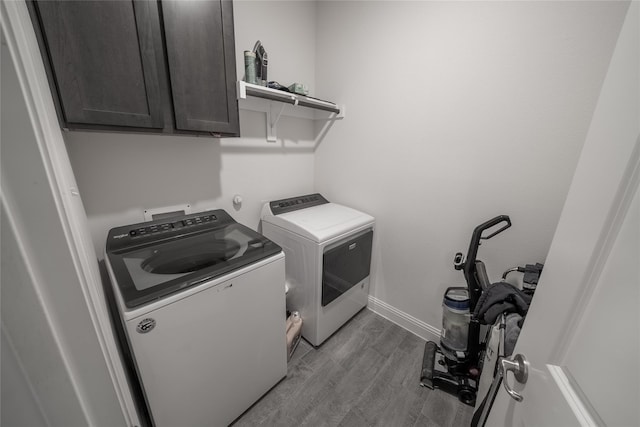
106,209,282,308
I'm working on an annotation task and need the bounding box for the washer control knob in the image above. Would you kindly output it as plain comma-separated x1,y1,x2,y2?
233,195,243,205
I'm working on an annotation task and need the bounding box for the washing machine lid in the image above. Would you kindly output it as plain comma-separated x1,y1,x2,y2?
106,210,281,308
262,195,374,243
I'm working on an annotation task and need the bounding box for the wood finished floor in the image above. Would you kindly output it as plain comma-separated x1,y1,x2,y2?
232,309,474,427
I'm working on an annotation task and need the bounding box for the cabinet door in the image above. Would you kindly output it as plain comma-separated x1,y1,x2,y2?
161,0,240,135
34,1,164,129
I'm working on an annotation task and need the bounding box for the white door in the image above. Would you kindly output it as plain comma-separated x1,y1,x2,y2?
487,3,639,426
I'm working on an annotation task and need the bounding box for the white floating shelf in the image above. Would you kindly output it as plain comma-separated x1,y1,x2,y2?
236,81,344,142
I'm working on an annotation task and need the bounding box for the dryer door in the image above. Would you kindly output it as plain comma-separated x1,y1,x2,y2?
322,229,373,307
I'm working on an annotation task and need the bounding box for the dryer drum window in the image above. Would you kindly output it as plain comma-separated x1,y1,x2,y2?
322,230,373,307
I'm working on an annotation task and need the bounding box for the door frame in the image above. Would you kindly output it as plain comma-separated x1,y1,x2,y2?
550,136,640,426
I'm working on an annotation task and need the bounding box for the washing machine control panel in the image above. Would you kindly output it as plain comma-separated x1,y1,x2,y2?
128,213,218,237
107,210,234,251
270,193,328,215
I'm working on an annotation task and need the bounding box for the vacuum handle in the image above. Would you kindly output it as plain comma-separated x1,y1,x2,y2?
475,215,511,241
463,215,511,299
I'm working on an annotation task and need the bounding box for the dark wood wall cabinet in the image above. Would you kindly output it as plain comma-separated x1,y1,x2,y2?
28,0,239,137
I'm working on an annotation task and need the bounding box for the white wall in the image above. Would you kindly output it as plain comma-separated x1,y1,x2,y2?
234,0,317,96
1,207,86,426
1,327,48,427
314,1,629,330
65,1,319,256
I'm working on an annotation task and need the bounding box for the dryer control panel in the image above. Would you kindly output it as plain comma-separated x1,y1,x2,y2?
269,193,329,215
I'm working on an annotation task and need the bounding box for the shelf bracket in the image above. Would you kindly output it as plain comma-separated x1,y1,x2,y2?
266,101,286,142
237,81,343,142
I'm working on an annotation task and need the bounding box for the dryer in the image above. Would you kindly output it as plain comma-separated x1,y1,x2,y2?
261,194,375,346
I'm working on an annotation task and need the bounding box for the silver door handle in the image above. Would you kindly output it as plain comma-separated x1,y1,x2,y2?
500,353,529,402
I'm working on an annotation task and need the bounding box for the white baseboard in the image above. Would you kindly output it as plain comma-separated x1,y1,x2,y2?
367,295,440,342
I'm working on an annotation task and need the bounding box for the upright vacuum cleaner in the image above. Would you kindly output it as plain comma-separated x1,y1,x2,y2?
420,215,512,406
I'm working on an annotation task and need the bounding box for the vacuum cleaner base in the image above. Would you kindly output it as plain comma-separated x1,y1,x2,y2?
420,341,477,406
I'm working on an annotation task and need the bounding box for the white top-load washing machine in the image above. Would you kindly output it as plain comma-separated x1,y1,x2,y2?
105,210,286,427
261,194,375,346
